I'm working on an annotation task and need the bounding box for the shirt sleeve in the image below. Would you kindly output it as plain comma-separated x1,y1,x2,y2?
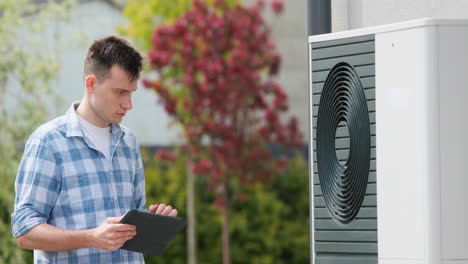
11,136,61,237
133,138,147,211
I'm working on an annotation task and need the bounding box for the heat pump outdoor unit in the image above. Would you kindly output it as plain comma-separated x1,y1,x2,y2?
308,18,468,264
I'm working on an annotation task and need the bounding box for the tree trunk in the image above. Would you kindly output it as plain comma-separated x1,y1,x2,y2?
187,162,197,264
221,185,231,264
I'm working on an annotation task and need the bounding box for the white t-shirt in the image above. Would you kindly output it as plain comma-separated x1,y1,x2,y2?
76,114,111,160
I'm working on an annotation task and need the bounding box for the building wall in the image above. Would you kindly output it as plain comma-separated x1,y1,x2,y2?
245,0,309,142
333,0,468,31
273,1,309,143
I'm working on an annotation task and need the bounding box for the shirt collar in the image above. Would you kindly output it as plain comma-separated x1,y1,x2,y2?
65,102,124,138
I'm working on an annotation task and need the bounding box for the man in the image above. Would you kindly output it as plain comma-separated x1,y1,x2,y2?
11,36,177,263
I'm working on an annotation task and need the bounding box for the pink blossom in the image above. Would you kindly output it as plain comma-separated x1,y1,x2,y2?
271,0,284,15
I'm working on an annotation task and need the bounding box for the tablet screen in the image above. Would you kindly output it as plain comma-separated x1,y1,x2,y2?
119,210,186,256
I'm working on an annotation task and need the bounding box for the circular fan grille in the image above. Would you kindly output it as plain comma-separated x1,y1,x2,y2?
316,62,371,224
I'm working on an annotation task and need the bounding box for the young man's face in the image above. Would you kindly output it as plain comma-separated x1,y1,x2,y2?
90,64,138,127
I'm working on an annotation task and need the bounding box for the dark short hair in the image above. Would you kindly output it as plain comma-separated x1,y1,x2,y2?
84,36,143,82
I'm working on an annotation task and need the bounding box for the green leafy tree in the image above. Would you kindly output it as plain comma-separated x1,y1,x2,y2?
273,156,310,263
120,1,307,263
118,0,239,52
0,0,74,262
143,1,301,264
142,152,309,264
118,0,191,52
142,150,222,264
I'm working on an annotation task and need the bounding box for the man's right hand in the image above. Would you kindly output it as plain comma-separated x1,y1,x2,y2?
89,216,136,251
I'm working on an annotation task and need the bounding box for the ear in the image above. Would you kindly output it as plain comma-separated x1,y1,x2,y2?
85,74,97,93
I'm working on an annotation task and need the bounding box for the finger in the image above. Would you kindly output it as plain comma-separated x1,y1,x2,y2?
155,204,166,215
161,205,173,215
149,204,158,213
104,217,122,224
114,230,137,239
109,223,136,232
112,237,129,245
122,234,135,242
117,235,135,243
169,209,178,217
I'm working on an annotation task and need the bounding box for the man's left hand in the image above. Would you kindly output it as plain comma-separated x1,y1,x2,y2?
148,203,178,217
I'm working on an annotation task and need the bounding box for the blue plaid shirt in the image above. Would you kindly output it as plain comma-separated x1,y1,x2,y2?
12,103,146,263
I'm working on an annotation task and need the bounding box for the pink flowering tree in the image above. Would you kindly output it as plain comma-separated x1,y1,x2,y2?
143,0,303,263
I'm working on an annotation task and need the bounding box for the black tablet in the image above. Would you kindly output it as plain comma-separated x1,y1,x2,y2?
119,209,186,256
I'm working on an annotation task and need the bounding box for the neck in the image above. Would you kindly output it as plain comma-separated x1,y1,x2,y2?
76,96,109,128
